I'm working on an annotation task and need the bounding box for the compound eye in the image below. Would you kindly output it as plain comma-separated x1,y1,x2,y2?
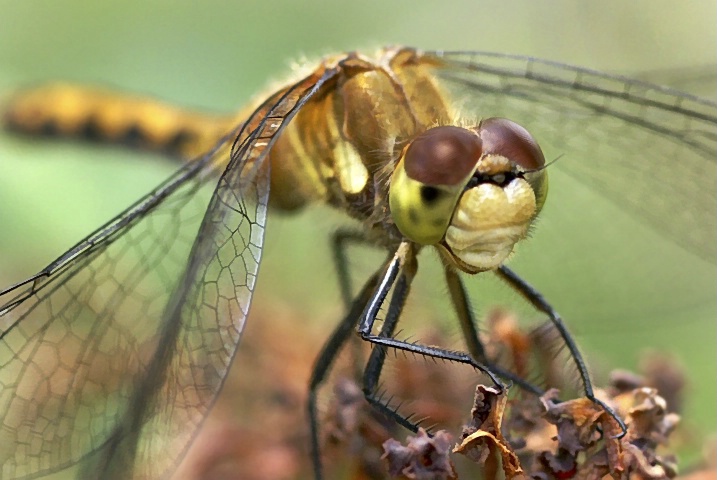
477,118,545,170
404,125,483,185
390,126,482,245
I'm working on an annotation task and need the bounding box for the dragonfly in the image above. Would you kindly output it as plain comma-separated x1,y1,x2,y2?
0,47,715,479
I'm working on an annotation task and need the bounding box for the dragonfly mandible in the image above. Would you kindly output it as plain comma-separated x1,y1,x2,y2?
1,47,715,479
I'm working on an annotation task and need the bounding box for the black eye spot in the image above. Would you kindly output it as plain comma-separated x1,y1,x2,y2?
420,186,440,204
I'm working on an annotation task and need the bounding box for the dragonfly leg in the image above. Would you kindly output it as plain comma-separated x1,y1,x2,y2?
360,259,417,431
358,243,505,430
331,229,385,379
444,268,488,362
445,269,544,396
495,265,627,437
310,245,531,479
307,272,380,480
331,229,369,308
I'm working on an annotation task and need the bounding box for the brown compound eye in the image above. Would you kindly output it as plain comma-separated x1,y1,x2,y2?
390,126,484,245
476,117,545,170
404,125,483,186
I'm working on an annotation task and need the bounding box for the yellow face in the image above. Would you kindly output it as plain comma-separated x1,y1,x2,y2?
389,118,548,273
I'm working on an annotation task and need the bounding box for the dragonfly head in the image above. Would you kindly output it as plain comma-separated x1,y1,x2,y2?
389,118,548,273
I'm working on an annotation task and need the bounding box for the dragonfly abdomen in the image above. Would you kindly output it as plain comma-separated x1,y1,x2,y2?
3,83,234,159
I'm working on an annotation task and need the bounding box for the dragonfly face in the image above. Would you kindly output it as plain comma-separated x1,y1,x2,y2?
390,119,548,272
0,46,714,479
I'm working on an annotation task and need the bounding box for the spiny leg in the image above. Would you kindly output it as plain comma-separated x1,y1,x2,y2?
332,233,539,397
311,244,535,479
358,243,505,431
308,272,380,480
445,268,544,396
330,237,551,409
361,260,417,432
445,268,488,363
495,265,627,436
331,229,378,378
331,229,369,308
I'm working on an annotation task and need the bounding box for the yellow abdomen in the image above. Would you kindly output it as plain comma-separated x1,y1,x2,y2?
3,83,235,160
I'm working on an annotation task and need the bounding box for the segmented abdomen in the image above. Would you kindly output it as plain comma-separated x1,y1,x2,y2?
3,83,234,160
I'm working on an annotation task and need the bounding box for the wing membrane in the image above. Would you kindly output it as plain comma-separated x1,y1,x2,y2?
428,50,717,262
0,64,338,479
0,143,219,478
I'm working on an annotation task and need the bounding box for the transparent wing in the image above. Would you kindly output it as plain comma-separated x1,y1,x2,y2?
0,147,219,478
430,50,716,261
0,66,337,479
426,50,716,324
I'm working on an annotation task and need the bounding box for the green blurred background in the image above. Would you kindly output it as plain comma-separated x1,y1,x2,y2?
0,0,715,475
